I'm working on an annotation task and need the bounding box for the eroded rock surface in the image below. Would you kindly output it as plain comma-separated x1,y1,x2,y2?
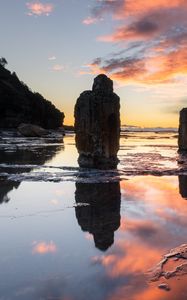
74,74,120,169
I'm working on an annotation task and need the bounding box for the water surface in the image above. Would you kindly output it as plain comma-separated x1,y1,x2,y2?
1,131,187,300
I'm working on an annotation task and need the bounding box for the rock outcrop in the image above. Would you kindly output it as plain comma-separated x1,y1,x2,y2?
0,64,64,129
75,182,121,251
178,108,187,151
74,74,120,169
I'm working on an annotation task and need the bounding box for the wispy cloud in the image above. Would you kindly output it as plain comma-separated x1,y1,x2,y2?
84,0,187,86
52,64,64,71
82,16,98,25
26,1,54,16
48,55,56,61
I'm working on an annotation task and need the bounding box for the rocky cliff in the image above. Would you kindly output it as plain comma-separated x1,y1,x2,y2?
0,64,64,129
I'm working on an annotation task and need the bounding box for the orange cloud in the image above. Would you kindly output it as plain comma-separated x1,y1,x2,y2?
32,241,57,254
26,1,54,16
87,44,187,85
89,0,187,20
117,0,186,18
85,0,187,86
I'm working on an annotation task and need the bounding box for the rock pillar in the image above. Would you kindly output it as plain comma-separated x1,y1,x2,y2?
178,176,187,199
74,74,120,169
178,108,187,151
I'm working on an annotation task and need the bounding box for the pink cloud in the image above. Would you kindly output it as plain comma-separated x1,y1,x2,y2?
32,241,57,254
82,16,98,25
26,1,54,16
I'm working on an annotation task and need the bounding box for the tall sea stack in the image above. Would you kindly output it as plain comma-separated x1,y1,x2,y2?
178,108,187,151
74,74,120,169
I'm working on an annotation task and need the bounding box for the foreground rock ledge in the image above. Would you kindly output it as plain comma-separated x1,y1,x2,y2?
74,74,120,169
148,244,187,286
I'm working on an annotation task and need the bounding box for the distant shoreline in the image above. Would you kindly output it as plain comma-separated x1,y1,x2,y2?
63,125,178,133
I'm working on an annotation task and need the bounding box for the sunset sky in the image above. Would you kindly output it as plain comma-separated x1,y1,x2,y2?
1,0,187,127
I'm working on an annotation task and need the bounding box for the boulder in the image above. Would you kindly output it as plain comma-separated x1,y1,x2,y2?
18,123,48,137
74,74,120,169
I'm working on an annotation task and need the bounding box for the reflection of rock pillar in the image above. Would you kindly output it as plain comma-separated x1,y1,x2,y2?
178,109,187,151
75,182,121,251
74,74,120,169
179,175,187,199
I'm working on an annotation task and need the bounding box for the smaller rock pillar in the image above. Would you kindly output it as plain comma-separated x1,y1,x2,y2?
178,108,187,151
74,74,120,169
178,175,187,199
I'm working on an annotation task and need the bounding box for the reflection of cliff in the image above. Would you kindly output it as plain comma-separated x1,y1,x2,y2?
179,175,187,199
0,180,20,204
75,182,121,251
0,142,64,204
0,142,64,166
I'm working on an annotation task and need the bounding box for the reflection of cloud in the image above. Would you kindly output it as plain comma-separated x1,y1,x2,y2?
89,176,187,300
55,189,65,196
26,1,54,16
50,199,59,205
32,241,57,254
48,55,56,61
84,0,187,86
93,240,161,278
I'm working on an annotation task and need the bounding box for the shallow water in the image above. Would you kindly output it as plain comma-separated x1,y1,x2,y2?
1,131,187,300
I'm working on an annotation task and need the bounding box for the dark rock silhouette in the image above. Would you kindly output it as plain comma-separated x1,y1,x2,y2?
178,108,187,151
0,64,64,129
74,74,120,169
178,175,187,199
75,182,121,251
